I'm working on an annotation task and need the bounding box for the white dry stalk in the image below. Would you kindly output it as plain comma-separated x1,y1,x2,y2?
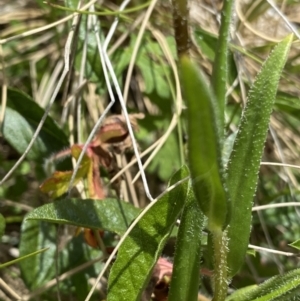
260,161,300,170
84,176,189,301
29,60,39,101
66,2,130,196
40,60,64,108
107,12,146,56
266,0,300,40
253,202,300,212
122,0,159,105
121,155,139,207
63,79,88,108
0,278,21,300
109,136,165,184
235,1,282,43
236,0,299,43
248,244,297,257
68,0,156,202
269,125,298,195
0,0,98,45
101,4,155,202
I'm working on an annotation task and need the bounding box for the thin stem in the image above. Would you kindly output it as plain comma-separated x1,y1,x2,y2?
45,1,151,17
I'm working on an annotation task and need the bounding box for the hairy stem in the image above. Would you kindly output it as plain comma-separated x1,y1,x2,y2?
212,229,229,301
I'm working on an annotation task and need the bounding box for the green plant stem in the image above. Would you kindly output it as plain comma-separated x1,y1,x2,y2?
45,1,151,17
0,247,49,269
212,0,235,133
5,216,24,223
212,229,228,301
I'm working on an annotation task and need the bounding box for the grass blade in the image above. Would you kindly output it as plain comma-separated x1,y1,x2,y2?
211,0,235,131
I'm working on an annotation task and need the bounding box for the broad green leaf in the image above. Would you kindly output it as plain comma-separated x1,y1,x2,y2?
226,268,300,301
226,34,293,277
26,198,140,235
168,185,205,301
1,88,69,161
0,247,48,269
0,213,5,239
19,219,101,291
107,166,189,301
211,0,234,130
19,220,58,289
180,56,229,231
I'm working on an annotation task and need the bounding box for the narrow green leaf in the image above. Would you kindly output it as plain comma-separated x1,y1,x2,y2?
246,249,256,257
226,268,300,301
1,88,69,161
180,56,229,231
193,28,217,61
211,0,235,130
289,239,300,251
168,185,205,301
275,92,300,120
26,198,140,235
107,166,189,301
225,285,258,301
226,34,293,277
0,247,49,269
0,213,5,239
